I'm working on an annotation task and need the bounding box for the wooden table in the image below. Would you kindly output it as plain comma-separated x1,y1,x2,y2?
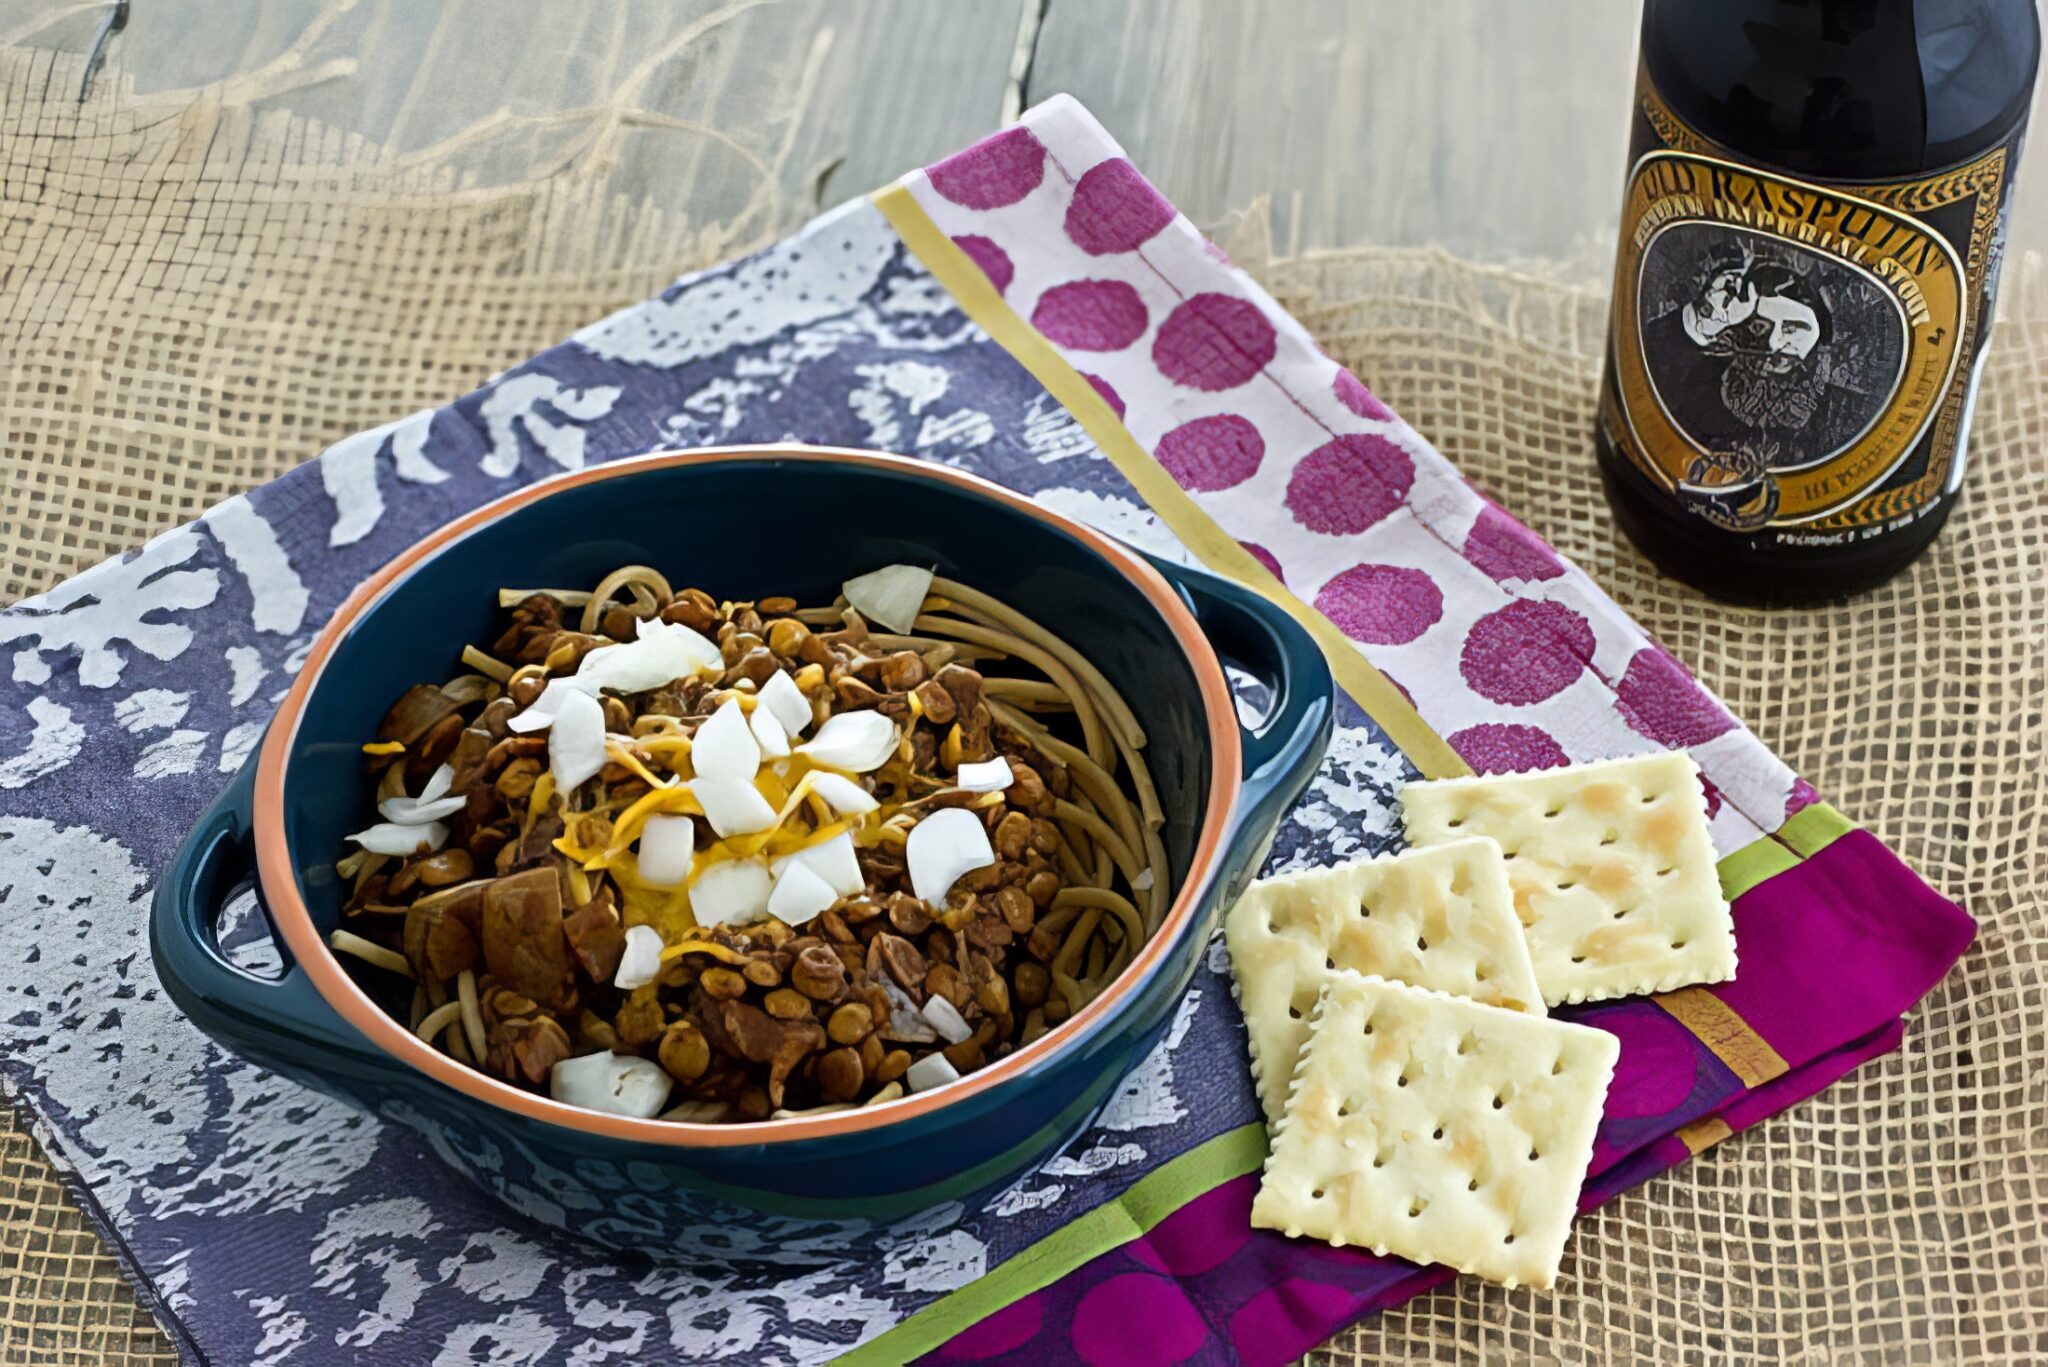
6,0,2032,271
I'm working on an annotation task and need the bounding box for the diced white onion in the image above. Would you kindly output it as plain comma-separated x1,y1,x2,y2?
548,688,608,794
767,860,839,922
379,792,469,825
613,924,665,990
954,756,1014,794
635,615,725,672
877,980,939,1042
636,813,696,886
808,772,879,817
550,1051,672,1118
758,669,813,737
507,676,597,734
771,830,864,898
749,704,790,759
417,764,456,803
347,821,449,857
690,778,778,838
692,696,760,783
842,564,935,635
1133,867,1156,892
906,807,995,906
509,623,724,736
921,994,973,1045
905,1052,961,1093
797,711,899,773
581,625,717,695
690,858,772,927
378,763,463,825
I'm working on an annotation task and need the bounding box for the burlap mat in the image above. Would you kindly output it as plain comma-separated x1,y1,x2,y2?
4,44,2042,1365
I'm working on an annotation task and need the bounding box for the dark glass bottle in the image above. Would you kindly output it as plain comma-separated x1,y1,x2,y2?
1595,0,2039,605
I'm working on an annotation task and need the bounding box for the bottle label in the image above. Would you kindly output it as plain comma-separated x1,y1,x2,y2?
1602,74,2017,537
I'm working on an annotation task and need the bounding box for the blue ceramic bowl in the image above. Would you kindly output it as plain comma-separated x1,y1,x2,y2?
151,447,1331,1243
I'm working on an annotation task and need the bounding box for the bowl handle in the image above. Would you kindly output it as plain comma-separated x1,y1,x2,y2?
1146,556,1334,892
149,749,379,1070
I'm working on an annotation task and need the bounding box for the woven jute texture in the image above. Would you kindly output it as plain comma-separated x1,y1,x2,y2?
4,42,2044,1367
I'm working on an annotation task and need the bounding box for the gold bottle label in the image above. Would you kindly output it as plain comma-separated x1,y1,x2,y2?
1602,75,2015,537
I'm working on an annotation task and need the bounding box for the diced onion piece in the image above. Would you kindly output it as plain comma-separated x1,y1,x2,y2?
767,860,838,922
905,1052,961,1093
749,704,790,759
507,676,597,734
378,792,469,825
842,563,934,635
548,688,608,794
772,830,864,898
906,807,995,906
692,697,760,783
580,627,713,696
417,764,456,803
809,772,879,817
690,858,772,927
690,777,778,838
514,624,724,738
1133,868,1156,892
550,1051,672,1119
636,615,726,672
613,924,665,990
955,756,1014,794
797,711,899,774
877,980,939,1043
347,821,449,856
921,994,972,1045
636,813,696,886
758,669,813,737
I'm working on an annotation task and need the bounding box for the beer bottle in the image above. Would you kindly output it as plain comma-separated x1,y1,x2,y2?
1595,0,2039,605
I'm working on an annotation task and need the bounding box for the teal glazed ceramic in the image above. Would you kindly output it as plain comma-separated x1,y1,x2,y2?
151,446,1332,1243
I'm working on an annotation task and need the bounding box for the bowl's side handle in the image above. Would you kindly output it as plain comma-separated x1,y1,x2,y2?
149,750,382,1073
1147,557,1335,900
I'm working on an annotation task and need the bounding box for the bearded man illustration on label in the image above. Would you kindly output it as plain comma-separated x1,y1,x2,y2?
1637,230,1905,530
